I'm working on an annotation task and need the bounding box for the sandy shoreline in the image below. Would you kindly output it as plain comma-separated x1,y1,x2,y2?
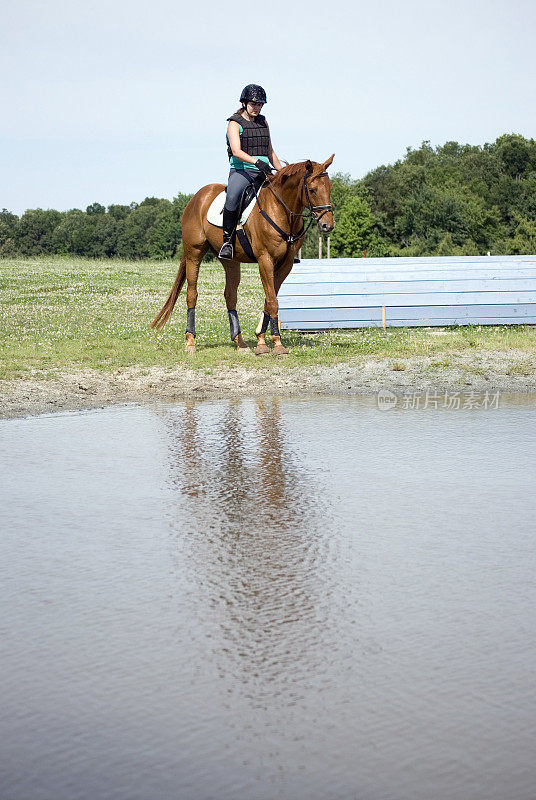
1,349,535,418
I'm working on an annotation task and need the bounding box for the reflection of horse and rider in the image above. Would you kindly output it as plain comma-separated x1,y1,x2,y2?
162,398,331,695
169,398,300,520
151,83,335,355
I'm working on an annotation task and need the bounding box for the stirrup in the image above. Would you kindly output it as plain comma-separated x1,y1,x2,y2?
219,241,234,260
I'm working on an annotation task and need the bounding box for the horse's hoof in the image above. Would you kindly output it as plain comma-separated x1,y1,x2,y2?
185,333,196,354
255,344,270,356
234,334,251,354
273,344,290,356
237,346,252,355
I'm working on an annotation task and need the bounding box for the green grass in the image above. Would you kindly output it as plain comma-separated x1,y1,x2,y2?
1,256,535,380
505,358,535,377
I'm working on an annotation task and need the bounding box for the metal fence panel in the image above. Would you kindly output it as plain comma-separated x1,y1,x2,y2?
278,256,536,329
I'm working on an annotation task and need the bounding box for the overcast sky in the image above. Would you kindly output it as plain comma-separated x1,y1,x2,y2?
2,0,535,214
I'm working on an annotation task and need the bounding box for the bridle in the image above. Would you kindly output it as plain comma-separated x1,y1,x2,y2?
254,168,333,255
302,170,333,225
266,169,332,228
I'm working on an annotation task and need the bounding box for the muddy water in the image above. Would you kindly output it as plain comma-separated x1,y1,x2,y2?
1,396,536,800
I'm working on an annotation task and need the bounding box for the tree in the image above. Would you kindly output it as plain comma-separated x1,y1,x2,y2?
116,198,177,259
329,196,374,257
329,173,359,221
108,204,132,220
92,215,120,257
52,210,106,256
495,134,534,179
15,209,62,254
507,215,536,255
145,202,178,259
86,202,106,216
0,209,19,255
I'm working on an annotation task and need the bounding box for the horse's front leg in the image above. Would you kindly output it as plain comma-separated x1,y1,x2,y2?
223,260,251,353
271,256,295,354
255,253,290,356
255,254,295,355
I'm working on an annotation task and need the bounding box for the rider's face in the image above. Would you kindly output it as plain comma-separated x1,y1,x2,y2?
246,101,263,116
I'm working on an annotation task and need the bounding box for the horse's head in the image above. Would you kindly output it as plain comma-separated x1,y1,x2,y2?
303,154,335,234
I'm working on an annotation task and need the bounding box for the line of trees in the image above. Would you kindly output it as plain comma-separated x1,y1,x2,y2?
0,194,193,260
321,133,536,258
2,134,535,260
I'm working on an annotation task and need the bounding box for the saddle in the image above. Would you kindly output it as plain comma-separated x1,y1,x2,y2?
206,178,263,229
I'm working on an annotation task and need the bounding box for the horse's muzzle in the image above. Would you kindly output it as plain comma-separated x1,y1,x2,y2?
318,216,335,234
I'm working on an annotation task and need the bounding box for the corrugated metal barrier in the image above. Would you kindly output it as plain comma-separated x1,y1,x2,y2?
278,255,536,329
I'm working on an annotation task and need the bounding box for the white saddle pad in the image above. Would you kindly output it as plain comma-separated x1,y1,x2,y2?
206,189,257,228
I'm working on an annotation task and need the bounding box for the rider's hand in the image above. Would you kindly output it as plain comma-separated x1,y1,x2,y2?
255,160,272,176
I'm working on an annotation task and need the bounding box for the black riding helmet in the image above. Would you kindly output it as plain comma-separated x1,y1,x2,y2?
240,84,267,104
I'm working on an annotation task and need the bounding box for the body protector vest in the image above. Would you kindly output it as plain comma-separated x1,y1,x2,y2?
226,113,271,161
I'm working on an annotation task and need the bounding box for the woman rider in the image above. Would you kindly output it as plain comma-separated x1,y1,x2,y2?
219,84,283,260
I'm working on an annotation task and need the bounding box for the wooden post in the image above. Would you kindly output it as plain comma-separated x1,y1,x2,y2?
318,236,322,259
298,248,302,260
382,306,386,330
327,236,330,259
364,249,367,258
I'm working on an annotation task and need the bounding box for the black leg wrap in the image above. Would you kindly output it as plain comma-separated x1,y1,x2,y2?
270,315,280,336
228,309,241,341
259,312,270,334
186,307,196,336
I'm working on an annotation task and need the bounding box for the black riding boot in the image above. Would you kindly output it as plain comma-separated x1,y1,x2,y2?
219,207,239,260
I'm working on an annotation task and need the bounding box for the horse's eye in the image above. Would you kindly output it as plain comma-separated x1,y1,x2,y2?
310,188,316,194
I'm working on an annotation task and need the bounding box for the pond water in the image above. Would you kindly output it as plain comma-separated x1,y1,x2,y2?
1,395,536,800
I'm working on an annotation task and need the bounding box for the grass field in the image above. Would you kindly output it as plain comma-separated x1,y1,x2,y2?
1,256,536,381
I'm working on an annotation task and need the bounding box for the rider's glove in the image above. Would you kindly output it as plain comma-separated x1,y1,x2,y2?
255,160,272,176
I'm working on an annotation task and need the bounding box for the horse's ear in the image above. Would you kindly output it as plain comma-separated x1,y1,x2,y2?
305,159,313,174
323,154,335,169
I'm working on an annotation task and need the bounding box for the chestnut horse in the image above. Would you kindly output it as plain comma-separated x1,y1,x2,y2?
151,155,335,354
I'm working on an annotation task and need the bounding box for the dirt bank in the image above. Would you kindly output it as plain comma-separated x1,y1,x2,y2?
1,349,535,418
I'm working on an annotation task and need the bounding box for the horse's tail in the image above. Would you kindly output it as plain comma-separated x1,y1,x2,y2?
150,255,187,330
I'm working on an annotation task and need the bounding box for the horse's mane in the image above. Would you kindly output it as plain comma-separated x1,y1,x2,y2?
268,160,316,186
